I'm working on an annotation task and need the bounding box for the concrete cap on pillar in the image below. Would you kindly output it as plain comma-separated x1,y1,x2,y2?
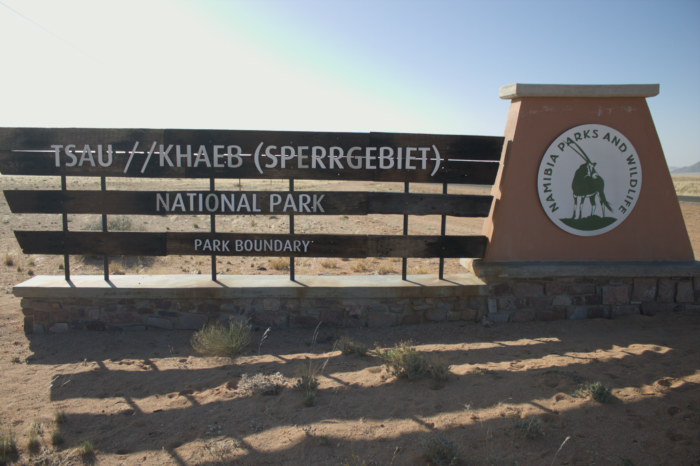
499,83,660,100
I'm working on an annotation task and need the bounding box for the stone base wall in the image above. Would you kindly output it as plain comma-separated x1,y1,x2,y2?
483,276,700,323
21,295,489,334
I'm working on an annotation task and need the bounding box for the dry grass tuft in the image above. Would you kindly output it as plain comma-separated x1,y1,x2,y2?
268,257,289,270
294,363,321,406
574,381,613,403
337,336,368,357
428,355,451,381
418,434,462,465
412,266,429,274
320,259,337,269
351,259,372,272
77,439,94,456
110,262,126,275
191,321,251,357
239,372,286,396
377,263,394,275
375,341,428,379
4,253,13,266
53,410,66,424
513,417,543,438
0,425,17,461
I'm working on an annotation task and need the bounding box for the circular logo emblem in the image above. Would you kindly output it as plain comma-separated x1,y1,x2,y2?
537,124,642,236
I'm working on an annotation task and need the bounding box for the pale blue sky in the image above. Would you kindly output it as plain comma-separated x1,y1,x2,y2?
1,0,698,166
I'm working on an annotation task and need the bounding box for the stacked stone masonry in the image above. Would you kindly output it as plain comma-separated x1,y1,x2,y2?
21,276,700,333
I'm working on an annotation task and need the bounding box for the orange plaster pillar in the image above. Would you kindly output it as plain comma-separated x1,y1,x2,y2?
482,84,693,262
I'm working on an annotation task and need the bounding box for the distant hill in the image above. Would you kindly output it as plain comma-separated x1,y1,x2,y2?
672,161,700,174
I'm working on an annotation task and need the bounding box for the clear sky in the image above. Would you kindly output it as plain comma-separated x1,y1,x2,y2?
1,0,698,167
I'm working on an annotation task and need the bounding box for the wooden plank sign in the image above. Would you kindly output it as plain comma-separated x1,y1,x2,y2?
4,190,493,217
15,231,488,259
0,128,502,185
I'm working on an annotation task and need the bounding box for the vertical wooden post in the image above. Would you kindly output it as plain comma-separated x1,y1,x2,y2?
61,176,70,281
402,182,409,281
439,183,447,280
289,179,295,281
101,177,109,281
210,178,217,281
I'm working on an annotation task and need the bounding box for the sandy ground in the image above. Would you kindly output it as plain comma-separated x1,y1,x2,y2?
0,176,699,465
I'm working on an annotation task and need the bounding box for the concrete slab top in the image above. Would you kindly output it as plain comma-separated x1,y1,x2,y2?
463,259,700,279
499,83,660,100
13,273,487,300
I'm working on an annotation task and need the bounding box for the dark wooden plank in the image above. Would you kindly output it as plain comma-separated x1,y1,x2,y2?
14,231,166,256
0,128,503,162
12,231,486,258
3,190,369,216
6,190,492,217
369,132,503,161
167,233,368,258
368,235,487,258
0,150,498,185
368,193,493,217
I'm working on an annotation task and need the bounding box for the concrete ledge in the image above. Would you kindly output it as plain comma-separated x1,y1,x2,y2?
462,259,700,279
499,83,659,100
13,273,487,300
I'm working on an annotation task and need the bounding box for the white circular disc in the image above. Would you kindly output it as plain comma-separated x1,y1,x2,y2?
537,124,642,236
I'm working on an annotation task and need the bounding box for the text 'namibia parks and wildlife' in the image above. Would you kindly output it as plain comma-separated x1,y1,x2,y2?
537,124,642,237
0,128,503,184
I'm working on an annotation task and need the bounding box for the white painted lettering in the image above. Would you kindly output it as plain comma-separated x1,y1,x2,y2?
281,146,295,168
156,193,169,212
274,239,283,251
283,194,298,212
365,147,377,169
264,239,273,250
193,145,211,167
221,194,235,212
98,145,112,167
187,193,197,211
347,147,362,169
227,145,243,168
198,193,203,212
418,148,429,169
397,147,402,169
312,194,325,212
194,239,202,250
299,194,311,212
205,193,219,212
302,240,311,252
244,239,253,251
237,194,251,212
379,147,394,169
159,144,174,167
213,239,221,252
172,193,186,211
284,240,293,252
79,145,96,167
270,193,282,212
176,145,192,167
52,145,63,167
221,240,230,251
213,145,226,168
254,240,262,252
293,240,301,252
252,194,261,212
265,145,278,168
64,145,77,167
312,146,326,168
405,147,416,169
298,146,309,168
236,239,244,251
203,239,212,251
329,147,344,169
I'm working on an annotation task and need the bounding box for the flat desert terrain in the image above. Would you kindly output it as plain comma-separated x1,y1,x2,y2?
0,176,699,466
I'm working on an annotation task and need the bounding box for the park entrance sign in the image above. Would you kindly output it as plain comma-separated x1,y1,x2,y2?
0,127,503,281
537,124,642,236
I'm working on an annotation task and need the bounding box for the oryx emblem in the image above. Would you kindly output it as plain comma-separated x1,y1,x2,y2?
568,141,613,220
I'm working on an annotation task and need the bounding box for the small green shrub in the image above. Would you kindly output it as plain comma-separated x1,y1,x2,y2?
82,216,144,232
78,440,94,456
337,336,368,357
418,434,462,466
574,382,613,403
513,417,542,438
50,429,64,446
428,355,451,381
375,341,427,379
53,410,66,424
191,321,251,357
295,363,321,406
0,426,17,462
